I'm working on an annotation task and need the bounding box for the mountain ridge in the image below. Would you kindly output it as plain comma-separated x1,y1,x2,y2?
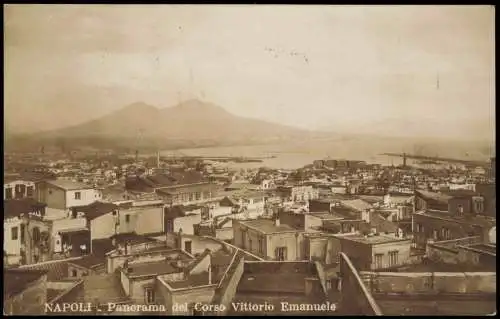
7,99,322,151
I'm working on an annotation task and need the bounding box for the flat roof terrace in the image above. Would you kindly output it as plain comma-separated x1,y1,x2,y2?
337,233,410,245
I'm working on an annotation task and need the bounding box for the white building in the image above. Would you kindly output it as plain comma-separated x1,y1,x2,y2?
37,179,102,220
4,179,37,200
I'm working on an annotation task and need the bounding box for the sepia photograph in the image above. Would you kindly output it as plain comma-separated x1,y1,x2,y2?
3,4,496,316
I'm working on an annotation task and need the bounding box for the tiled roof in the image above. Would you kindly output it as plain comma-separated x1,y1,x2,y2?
370,214,399,234
4,198,47,219
67,255,105,270
165,205,201,219
72,201,118,220
340,199,373,212
110,232,158,246
147,171,206,188
47,179,92,191
156,183,212,195
91,239,116,258
4,268,48,298
18,258,76,281
415,190,452,204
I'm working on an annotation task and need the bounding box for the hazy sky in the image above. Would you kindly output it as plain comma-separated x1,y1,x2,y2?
4,5,495,140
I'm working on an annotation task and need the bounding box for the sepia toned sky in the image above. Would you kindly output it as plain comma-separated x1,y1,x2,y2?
4,5,495,140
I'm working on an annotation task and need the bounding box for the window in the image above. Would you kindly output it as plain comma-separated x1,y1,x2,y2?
71,269,78,277
275,247,287,261
248,239,253,250
457,204,464,216
389,251,399,267
195,192,201,201
11,227,19,240
27,186,34,197
258,237,264,254
20,224,25,242
74,192,81,200
184,241,192,254
125,215,130,223
15,184,25,199
145,288,155,304
5,187,12,200
374,254,383,269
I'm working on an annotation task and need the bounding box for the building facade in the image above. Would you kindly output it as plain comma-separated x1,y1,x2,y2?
232,218,305,261
37,180,102,219
4,199,51,266
4,179,37,200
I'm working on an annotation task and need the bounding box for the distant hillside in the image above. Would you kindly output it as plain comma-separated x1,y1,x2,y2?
5,99,322,152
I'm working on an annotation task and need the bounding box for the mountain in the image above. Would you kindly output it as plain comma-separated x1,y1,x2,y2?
9,99,320,151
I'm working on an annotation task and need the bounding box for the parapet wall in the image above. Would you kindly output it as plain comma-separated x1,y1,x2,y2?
339,253,383,315
244,260,315,274
430,236,482,250
360,271,496,294
210,252,245,316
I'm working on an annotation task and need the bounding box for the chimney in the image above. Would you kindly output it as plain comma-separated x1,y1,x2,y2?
177,228,183,249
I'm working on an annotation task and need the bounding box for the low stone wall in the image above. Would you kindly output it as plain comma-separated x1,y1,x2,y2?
431,236,482,250
244,260,315,274
339,253,383,315
360,271,496,294
210,252,245,316
314,261,328,296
